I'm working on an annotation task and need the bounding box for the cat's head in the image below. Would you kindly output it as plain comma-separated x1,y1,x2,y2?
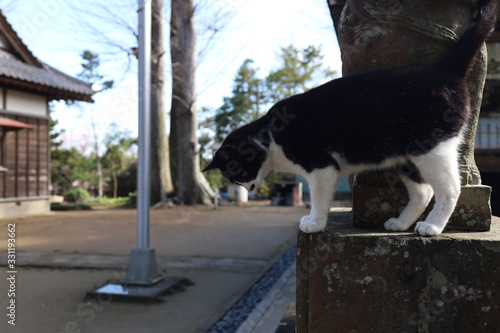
203,134,271,192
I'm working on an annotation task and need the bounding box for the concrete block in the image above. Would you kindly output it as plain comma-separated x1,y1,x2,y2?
296,210,500,333
352,185,492,231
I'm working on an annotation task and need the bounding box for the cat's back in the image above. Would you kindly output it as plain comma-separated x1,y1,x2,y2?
267,64,469,163
272,65,468,128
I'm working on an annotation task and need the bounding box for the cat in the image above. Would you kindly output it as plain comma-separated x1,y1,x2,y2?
203,0,496,236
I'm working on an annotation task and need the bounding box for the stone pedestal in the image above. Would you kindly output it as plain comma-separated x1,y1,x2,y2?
296,210,500,333
353,185,492,231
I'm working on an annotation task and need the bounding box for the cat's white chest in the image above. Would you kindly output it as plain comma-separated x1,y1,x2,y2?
269,142,308,176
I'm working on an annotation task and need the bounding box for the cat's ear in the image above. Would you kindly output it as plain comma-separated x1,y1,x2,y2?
216,145,236,160
202,145,235,172
202,159,218,172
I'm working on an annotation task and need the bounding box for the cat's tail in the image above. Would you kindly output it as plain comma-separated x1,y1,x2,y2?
439,0,497,78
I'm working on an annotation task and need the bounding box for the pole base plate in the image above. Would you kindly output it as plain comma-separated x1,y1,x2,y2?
86,276,192,302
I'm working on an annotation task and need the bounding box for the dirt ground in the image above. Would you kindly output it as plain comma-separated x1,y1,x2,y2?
2,202,308,258
0,202,322,333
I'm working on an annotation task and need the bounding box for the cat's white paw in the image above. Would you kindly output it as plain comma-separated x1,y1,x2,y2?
384,217,411,231
414,221,442,237
299,215,326,233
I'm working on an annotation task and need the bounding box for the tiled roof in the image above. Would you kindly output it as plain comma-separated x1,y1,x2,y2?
0,10,94,102
0,51,94,98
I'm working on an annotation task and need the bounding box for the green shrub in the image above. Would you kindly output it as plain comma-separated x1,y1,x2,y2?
64,187,91,203
128,191,137,205
86,196,130,207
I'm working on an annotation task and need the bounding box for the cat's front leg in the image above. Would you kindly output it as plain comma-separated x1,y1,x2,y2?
300,168,339,233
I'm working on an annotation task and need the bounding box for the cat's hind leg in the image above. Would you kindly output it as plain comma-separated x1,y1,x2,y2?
384,176,434,232
410,139,461,236
300,167,339,233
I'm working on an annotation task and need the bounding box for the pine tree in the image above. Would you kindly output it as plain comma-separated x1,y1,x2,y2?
214,59,264,141
266,45,334,101
212,45,334,142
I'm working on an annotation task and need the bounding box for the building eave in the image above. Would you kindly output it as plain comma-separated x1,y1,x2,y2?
0,76,94,103
0,10,94,103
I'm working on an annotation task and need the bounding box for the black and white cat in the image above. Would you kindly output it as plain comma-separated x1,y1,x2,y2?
203,0,496,236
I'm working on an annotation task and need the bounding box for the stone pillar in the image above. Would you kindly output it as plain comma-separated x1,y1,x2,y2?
336,0,492,229
326,0,347,36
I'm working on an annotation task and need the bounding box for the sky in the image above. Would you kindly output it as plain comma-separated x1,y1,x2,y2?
0,0,342,152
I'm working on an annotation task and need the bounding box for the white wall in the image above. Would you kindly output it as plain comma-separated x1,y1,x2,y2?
0,87,3,109
6,89,47,117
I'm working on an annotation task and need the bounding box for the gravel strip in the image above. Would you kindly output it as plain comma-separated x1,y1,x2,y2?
208,244,296,333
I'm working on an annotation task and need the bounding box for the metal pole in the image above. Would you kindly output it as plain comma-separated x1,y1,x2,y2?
123,0,159,285
137,0,151,249
89,0,189,292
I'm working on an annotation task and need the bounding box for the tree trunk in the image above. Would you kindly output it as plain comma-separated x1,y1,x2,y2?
96,158,103,198
91,111,103,198
150,0,174,204
170,0,211,205
112,169,118,199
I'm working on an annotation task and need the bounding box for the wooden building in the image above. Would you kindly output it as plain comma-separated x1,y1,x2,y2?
0,10,93,218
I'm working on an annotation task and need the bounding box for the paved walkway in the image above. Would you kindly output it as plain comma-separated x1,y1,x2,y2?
0,203,308,333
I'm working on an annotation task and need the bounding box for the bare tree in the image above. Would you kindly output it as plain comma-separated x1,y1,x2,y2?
23,0,231,205
77,50,114,198
170,0,211,204
91,112,104,198
61,0,173,204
